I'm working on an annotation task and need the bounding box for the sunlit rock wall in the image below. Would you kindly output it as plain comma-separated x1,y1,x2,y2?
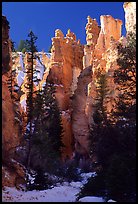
123,2,136,33
48,29,84,158
2,16,25,188
86,15,122,125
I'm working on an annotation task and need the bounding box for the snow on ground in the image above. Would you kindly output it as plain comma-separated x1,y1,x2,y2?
78,196,105,202
2,172,116,202
107,199,116,202
45,52,52,59
2,185,79,202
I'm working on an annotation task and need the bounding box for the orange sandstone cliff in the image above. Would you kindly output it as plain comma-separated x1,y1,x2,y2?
3,3,136,183
2,16,25,188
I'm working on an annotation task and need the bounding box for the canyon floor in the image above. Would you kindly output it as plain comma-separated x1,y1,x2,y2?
2,172,116,202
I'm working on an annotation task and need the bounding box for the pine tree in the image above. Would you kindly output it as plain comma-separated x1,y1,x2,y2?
29,81,64,173
79,26,136,203
113,27,136,122
24,30,38,170
92,72,109,125
89,71,110,167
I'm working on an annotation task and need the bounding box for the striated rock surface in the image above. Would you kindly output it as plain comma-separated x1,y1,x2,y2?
48,29,84,158
72,66,92,156
94,15,122,61
4,2,136,163
123,2,136,33
83,16,100,68
2,16,25,188
85,14,122,126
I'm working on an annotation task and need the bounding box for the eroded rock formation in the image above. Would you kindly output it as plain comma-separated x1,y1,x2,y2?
2,16,25,188
72,66,92,156
48,29,84,158
123,2,136,33
3,2,136,177
84,15,122,125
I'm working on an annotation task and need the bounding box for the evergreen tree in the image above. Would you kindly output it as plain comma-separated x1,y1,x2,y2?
28,81,64,173
92,72,109,125
80,27,136,202
90,72,109,162
113,27,136,122
24,30,38,170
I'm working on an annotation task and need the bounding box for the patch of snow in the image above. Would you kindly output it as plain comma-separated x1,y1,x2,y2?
107,199,117,202
19,53,25,71
27,172,36,185
33,57,45,86
26,122,35,133
78,196,105,202
2,185,79,202
2,171,115,202
17,70,25,87
80,172,97,184
41,81,46,88
14,85,19,91
20,98,26,112
45,52,52,59
70,181,83,189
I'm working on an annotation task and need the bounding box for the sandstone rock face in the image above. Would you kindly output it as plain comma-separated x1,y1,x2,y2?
85,15,122,126
94,15,122,60
124,2,136,33
83,16,100,68
48,29,84,158
72,66,92,156
5,2,136,162
2,16,11,74
2,16,25,188
86,16,100,47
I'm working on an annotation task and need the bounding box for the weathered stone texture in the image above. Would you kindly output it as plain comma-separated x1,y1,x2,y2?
2,16,25,188
123,2,136,33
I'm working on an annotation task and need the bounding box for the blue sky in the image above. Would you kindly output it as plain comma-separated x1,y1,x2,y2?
2,2,126,52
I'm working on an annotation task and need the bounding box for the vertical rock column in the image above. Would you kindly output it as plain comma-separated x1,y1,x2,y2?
48,29,84,158
83,16,100,68
72,66,92,157
87,15,122,125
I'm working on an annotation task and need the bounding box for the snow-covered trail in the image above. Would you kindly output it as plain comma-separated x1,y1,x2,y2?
2,184,80,202
2,173,92,202
2,172,116,202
